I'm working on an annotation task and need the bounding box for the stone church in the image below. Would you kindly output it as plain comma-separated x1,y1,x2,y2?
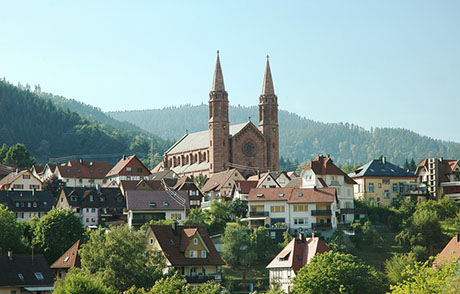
158,52,279,178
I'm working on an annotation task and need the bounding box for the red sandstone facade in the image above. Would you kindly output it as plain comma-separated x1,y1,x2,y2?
160,53,279,178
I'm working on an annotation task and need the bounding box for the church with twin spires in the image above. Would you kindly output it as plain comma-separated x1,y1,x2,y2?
158,52,279,178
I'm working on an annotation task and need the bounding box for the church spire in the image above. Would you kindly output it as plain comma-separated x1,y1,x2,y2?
262,55,275,95
212,50,225,91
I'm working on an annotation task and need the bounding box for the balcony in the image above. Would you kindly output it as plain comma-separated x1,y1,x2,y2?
249,211,269,217
311,210,332,216
340,208,365,214
312,222,332,230
186,274,221,283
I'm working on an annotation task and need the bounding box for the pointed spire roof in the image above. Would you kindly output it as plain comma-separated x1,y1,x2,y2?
212,50,225,91
262,55,275,95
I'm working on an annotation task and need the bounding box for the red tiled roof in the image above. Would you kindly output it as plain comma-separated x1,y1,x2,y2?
247,187,336,203
56,160,111,179
234,180,258,194
433,235,460,268
50,240,82,269
305,155,357,185
266,236,330,273
106,155,151,177
148,225,224,266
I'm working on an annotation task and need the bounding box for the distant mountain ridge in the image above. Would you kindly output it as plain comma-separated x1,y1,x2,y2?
108,105,460,166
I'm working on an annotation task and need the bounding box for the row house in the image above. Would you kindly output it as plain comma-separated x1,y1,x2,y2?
349,157,418,206
126,190,190,229
301,155,359,223
247,171,291,188
56,187,126,227
105,155,151,184
0,190,54,221
55,160,111,188
245,187,338,236
0,169,42,191
31,163,57,182
145,224,225,285
266,235,330,293
416,158,460,200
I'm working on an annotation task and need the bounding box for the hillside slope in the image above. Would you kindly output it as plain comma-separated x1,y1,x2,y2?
0,80,170,165
108,105,460,166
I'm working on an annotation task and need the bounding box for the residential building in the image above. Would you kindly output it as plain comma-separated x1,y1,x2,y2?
201,169,245,203
0,163,16,180
0,190,53,221
0,170,43,191
349,157,417,206
145,224,225,285
245,187,338,236
126,190,189,228
54,160,111,188
266,235,330,293
416,158,460,200
231,180,258,201
301,155,358,223
155,53,280,178
105,155,151,184
56,187,126,227
0,252,54,293
50,240,83,280
247,172,281,188
433,234,460,268
150,169,178,180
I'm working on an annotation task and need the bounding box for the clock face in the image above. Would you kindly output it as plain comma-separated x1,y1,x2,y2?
243,141,256,157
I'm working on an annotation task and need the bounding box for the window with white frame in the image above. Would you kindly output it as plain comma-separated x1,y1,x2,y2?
392,183,398,193
294,218,308,225
189,250,197,258
368,183,375,192
193,238,198,245
201,250,207,258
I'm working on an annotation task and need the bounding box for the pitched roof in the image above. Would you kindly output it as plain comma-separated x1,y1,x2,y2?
165,123,250,155
0,254,54,287
106,155,151,177
61,187,125,209
350,158,416,178
120,179,178,192
285,177,302,188
433,234,460,268
247,187,336,204
303,155,357,185
0,190,54,212
56,160,111,179
262,56,275,95
126,190,189,211
201,169,240,192
266,236,330,273
234,180,258,194
0,170,41,186
50,240,82,269
148,225,224,266
150,170,178,180
247,172,280,188
32,165,46,175
212,51,225,92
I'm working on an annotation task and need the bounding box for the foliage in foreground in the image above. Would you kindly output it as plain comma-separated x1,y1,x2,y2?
54,269,116,294
291,251,387,294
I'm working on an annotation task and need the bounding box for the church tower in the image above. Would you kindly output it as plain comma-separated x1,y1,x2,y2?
209,51,230,174
258,56,279,171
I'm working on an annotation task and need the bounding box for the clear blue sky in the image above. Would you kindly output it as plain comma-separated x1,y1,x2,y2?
1,1,459,142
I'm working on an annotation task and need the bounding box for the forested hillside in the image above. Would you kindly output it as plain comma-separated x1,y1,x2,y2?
0,80,171,165
109,105,460,166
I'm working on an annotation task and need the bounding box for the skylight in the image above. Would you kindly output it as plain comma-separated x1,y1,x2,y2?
256,194,264,197
34,272,44,280
164,201,169,207
18,273,24,280
64,256,70,263
279,193,285,197
298,193,303,197
149,202,156,207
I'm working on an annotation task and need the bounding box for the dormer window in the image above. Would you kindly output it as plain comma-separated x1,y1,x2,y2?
279,193,285,197
70,196,77,202
33,202,37,208
164,201,169,207
194,238,198,245
257,194,264,198
89,195,94,202
149,202,156,207
100,196,105,202
298,193,303,197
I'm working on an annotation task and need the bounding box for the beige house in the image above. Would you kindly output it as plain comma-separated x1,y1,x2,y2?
201,169,245,204
350,157,417,206
145,224,225,285
0,170,42,191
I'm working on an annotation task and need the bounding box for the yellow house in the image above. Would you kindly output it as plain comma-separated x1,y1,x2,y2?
350,157,417,206
145,224,225,285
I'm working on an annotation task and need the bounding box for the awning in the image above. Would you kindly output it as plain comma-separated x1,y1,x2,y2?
24,286,54,291
241,217,267,221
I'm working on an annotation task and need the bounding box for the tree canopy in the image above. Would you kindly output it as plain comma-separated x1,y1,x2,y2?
0,204,26,254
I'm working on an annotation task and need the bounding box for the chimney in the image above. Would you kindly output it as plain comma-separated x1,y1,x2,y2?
298,231,304,241
327,154,330,158
122,154,126,160
8,250,12,260
16,169,19,174
79,159,83,164
382,156,386,165
311,231,315,239
172,220,178,235
257,170,261,180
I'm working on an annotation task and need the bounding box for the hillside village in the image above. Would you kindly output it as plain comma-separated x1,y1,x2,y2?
0,57,459,294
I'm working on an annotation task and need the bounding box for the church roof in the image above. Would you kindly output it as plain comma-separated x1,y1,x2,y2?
166,122,250,155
